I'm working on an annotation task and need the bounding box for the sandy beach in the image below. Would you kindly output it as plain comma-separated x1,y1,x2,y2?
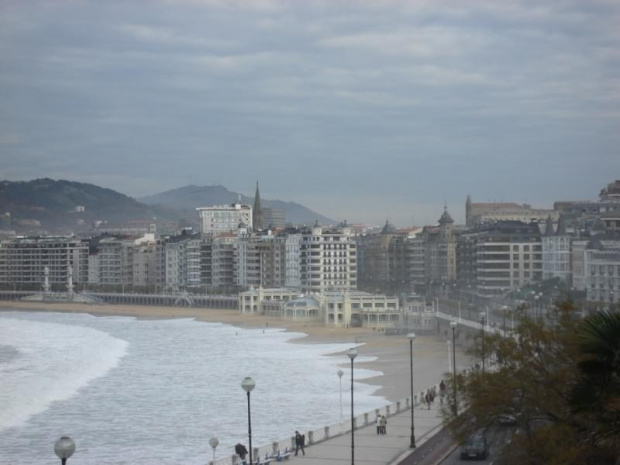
0,301,464,402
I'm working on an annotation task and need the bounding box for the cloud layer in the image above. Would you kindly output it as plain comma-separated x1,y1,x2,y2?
1,0,619,224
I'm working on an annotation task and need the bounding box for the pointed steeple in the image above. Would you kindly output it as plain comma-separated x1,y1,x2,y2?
544,215,554,236
252,181,264,230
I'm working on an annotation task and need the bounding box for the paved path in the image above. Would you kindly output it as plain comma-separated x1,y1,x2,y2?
282,402,444,465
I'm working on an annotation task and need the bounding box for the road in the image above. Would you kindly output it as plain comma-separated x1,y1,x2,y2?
438,426,515,465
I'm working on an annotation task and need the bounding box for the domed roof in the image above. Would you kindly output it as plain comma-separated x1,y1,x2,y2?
438,206,454,225
381,219,396,234
238,221,247,229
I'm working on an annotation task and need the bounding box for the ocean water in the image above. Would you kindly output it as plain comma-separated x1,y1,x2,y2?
0,311,386,464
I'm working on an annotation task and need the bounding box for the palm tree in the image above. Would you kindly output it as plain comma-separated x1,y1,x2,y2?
573,309,620,457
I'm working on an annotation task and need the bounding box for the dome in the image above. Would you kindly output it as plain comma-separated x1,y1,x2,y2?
438,206,454,225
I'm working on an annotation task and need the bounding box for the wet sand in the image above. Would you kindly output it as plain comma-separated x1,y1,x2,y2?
0,301,468,402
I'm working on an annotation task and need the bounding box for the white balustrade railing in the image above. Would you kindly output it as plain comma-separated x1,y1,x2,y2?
207,381,446,465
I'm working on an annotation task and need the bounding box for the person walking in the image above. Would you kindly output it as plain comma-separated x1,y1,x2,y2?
376,415,381,434
294,431,305,456
380,415,387,434
235,443,248,464
439,380,447,406
425,390,431,410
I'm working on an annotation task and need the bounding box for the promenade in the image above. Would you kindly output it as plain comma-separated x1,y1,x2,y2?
282,402,444,465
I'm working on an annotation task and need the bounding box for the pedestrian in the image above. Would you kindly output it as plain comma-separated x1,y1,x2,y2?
235,443,248,464
380,415,387,434
294,430,305,456
431,386,436,405
376,415,381,434
439,380,447,406
425,390,430,410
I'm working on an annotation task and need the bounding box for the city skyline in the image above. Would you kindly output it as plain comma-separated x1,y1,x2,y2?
2,0,619,225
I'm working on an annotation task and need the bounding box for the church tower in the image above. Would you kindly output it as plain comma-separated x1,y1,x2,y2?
252,182,264,231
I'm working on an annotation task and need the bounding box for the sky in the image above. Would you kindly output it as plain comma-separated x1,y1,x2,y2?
1,0,619,225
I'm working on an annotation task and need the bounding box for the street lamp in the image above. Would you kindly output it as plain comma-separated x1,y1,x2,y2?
408,333,416,448
209,437,219,465
450,320,458,415
241,376,256,465
501,305,508,332
54,436,76,465
338,369,344,422
479,311,486,373
347,347,358,465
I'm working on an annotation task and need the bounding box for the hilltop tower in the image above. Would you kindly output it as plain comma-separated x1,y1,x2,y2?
252,182,264,231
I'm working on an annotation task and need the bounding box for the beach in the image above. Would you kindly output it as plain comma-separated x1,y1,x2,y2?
0,301,463,402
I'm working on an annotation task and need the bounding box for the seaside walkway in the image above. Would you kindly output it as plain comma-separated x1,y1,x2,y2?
274,403,444,465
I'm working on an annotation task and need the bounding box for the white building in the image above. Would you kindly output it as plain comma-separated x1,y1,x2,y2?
542,216,571,284
197,203,252,235
165,233,203,290
585,237,620,305
300,225,357,293
284,233,301,288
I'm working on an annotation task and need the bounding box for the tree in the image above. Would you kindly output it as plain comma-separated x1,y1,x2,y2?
442,301,619,464
572,309,620,458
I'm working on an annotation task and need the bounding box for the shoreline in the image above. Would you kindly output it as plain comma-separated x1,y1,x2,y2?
0,301,460,402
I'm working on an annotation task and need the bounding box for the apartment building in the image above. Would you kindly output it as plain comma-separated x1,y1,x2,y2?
197,203,252,235
542,215,571,284
458,221,542,296
299,225,357,293
0,236,89,289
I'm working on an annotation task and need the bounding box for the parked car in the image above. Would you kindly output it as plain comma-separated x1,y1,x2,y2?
460,432,488,460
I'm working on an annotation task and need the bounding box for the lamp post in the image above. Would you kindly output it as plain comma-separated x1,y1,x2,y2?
501,305,508,333
408,333,416,448
450,320,458,415
209,437,219,465
54,436,76,465
447,340,452,372
338,369,344,422
347,347,358,465
479,311,486,373
241,376,256,465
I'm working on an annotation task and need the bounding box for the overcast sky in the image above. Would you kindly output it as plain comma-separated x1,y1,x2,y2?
1,0,619,225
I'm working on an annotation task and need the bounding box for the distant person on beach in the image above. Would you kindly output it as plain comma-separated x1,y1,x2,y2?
380,415,387,434
235,443,248,463
376,415,381,434
294,431,305,456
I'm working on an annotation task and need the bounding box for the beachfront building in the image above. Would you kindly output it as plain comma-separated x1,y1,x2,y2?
235,228,287,288
238,287,299,314
299,224,357,293
197,203,253,235
239,288,401,327
0,236,89,289
320,290,400,327
457,221,542,296
402,294,437,333
165,232,203,290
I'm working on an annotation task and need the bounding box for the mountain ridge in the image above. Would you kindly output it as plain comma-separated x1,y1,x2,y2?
139,184,336,226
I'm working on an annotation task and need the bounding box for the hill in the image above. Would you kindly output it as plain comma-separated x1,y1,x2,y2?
139,184,336,226
0,178,179,233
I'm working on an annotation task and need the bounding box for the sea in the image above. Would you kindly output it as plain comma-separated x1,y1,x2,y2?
0,310,387,464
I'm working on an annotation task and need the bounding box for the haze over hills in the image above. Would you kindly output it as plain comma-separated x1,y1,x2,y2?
0,179,335,233
139,184,336,226
0,178,180,233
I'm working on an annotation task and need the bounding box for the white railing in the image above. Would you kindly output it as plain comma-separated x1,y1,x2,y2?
208,385,442,465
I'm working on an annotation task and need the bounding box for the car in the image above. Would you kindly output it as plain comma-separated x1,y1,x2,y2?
460,432,488,460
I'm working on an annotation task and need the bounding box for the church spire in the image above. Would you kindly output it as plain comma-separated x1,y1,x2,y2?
252,182,264,230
